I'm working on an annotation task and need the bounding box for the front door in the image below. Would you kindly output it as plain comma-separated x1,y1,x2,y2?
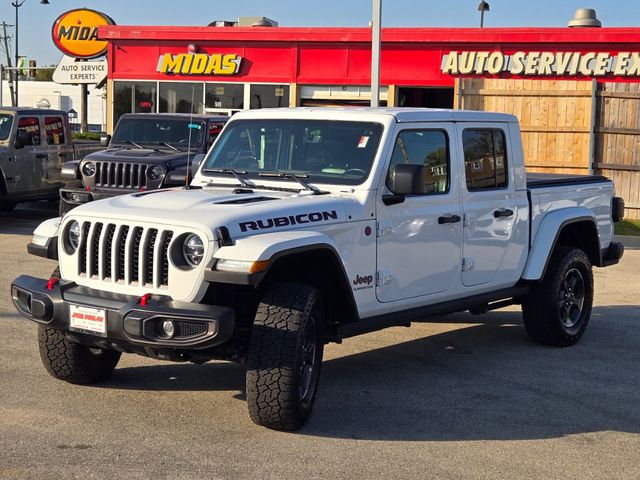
11,115,45,194
376,124,462,303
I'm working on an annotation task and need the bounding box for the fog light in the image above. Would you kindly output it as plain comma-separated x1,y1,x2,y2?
161,320,175,338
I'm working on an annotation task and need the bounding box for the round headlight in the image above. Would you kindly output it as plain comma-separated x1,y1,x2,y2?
67,221,80,252
82,161,96,177
147,165,164,181
182,234,204,267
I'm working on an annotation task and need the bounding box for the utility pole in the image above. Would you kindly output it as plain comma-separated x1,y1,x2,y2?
0,21,16,106
370,0,382,107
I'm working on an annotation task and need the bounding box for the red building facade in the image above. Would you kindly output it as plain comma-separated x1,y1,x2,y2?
99,25,640,128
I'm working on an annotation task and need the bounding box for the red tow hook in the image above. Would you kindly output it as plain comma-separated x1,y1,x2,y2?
85,185,91,192
139,293,151,306
47,278,59,291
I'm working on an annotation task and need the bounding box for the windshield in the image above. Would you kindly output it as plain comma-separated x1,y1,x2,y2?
111,117,206,148
201,119,383,185
0,114,13,141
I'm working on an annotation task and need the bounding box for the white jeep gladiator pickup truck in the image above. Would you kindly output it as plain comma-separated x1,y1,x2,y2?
12,108,625,430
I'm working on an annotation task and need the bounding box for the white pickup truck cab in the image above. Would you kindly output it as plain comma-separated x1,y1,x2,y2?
12,108,625,430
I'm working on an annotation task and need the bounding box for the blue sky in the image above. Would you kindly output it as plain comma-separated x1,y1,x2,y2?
3,0,640,65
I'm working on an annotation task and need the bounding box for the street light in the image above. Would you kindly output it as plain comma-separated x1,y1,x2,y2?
11,0,49,106
478,1,490,28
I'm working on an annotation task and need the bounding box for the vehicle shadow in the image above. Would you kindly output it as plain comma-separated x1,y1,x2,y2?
302,305,640,440
95,304,640,441
0,201,58,235
104,361,245,393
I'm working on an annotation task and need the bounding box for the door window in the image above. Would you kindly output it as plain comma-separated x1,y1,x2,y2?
44,116,66,145
462,129,507,190
207,120,226,148
387,129,450,195
17,117,41,145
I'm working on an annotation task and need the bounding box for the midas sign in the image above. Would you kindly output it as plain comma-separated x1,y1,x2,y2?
157,53,242,76
52,9,115,59
441,51,640,77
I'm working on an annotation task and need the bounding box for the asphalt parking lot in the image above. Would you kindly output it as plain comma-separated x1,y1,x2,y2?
1,202,639,480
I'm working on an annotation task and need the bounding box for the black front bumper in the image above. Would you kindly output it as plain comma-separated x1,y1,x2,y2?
11,275,235,354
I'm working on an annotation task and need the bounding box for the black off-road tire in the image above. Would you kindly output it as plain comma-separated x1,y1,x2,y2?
246,283,324,430
38,325,121,384
522,247,593,347
0,198,16,213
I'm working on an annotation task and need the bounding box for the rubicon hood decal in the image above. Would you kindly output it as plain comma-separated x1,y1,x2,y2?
239,210,338,232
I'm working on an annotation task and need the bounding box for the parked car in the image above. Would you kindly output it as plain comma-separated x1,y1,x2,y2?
59,113,229,216
0,107,102,213
13,108,625,431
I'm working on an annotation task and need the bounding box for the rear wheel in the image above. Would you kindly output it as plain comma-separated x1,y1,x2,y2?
246,282,324,430
522,247,593,346
38,325,121,384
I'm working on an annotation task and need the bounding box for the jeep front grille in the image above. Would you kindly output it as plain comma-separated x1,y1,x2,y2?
78,222,173,288
94,162,148,189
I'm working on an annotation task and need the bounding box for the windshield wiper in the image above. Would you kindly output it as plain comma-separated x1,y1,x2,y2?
117,140,143,149
258,172,326,195
203,168,252,187
157,142,179,151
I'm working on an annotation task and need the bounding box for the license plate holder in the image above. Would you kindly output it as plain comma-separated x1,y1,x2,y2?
69,304,107,337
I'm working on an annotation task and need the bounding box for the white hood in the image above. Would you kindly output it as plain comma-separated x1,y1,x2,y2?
67,186,365,239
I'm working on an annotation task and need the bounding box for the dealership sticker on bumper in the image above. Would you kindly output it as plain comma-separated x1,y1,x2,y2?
69,304,107,337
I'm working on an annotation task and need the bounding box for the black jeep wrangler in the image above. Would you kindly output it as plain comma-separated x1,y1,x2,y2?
59,113,229,216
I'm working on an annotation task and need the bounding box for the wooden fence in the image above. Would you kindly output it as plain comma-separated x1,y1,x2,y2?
456,78,640,219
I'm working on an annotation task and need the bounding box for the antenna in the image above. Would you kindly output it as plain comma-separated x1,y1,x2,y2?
185,84,196,189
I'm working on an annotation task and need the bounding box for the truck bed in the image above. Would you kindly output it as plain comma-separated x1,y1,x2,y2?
527,172,609,188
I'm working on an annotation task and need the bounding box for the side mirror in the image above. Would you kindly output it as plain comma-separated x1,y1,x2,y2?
388,164,427,195
14,130,32,149
100,134,111,147
190,154,206,177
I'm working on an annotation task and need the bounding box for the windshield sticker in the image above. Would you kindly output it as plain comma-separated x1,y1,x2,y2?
358,136,369,148
188,123,202,129
239,210,338,232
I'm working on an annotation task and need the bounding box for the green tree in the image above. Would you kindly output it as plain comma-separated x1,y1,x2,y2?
35,66,55,82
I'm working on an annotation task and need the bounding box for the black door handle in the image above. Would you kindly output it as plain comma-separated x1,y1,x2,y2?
493,208,514,218
35,153,47,159
438,214,461,224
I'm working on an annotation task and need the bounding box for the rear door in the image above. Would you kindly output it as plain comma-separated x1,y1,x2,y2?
376,124,462,303
458,124,526,288
43,115,70,191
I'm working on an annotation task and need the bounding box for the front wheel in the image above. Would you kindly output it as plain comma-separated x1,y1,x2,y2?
38,325,121,384
522,247,593,346
246,283,324,430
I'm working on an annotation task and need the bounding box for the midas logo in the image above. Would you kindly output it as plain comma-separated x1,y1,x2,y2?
52,9,115,59
157,53,242,76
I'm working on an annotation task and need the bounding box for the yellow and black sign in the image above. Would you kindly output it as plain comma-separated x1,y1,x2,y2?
51,9,115,59
157,53,242,76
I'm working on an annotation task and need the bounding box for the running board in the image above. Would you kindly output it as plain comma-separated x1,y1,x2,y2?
337,286,529,339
